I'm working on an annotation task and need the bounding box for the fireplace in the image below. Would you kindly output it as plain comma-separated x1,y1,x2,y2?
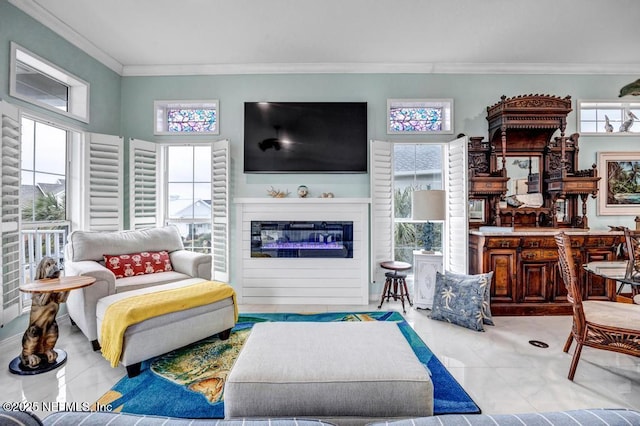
235,197,370,304
251,221,353,258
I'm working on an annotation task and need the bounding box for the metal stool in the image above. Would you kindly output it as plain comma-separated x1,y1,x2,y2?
378,261,412,313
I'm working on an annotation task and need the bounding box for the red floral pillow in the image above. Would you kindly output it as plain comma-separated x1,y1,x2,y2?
104,251,173,278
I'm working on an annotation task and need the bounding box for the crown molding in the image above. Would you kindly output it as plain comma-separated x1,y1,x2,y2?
9,0,123,75
122,62,640,77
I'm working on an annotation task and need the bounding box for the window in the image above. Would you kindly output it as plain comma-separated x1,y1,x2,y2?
155,100,219,135
387,99,453,134
164,145,212,252
393,144,444,264
10,42,90,123
20,115,72,299
578,100,640,134
20,117,68,223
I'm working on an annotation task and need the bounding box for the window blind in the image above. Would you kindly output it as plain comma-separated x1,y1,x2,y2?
0,100,22,326
129,139,158,230
85,133,123,231
212,139,229,282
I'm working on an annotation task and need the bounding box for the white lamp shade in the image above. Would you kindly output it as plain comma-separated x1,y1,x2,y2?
412,190,446,221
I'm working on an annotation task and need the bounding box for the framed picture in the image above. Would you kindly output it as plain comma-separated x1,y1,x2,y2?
598,151,640,215
469,199,485,222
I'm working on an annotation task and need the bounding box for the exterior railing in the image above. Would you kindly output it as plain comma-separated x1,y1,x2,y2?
21,223,69,283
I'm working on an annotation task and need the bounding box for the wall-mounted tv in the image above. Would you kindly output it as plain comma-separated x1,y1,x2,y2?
244,102,367,173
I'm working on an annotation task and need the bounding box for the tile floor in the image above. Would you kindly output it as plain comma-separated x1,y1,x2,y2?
1,301,639,421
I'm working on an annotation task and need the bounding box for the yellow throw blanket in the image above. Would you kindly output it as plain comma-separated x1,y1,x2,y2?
100,280,237,367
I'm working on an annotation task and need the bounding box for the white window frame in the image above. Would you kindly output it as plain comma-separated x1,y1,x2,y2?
19,112,73,225
392,143,445,261
577,99,640,135
387,99,453,135
160,143,213,247
9,42,90,123
154,100,220,135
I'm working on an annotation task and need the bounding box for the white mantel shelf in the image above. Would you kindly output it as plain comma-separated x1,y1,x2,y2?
234,197,371,204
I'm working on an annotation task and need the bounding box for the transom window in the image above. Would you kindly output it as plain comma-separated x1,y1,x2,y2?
578,100,640,134
155,100,219,135
10,42,90,123
387,99,453,134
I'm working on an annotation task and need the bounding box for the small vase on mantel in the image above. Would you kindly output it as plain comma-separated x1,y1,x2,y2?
297,185,309,198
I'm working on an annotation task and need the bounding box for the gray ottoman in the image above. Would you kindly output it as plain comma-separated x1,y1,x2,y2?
97,278,236,377
224,321,433,421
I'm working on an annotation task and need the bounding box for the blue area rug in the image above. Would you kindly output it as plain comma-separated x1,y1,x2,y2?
97,311,480,417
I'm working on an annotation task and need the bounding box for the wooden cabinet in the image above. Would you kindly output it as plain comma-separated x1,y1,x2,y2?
412,251,443,310
469,231,623,315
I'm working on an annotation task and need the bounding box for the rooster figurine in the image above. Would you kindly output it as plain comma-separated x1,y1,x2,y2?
604,115,614,133
619,110,639,132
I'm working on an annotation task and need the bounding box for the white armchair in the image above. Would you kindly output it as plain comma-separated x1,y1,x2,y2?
64,226,212,349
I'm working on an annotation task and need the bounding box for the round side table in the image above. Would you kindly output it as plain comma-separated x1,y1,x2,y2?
378,261,412,313
9,275,96,375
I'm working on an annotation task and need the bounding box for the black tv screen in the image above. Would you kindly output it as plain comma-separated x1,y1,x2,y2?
244,102,367,173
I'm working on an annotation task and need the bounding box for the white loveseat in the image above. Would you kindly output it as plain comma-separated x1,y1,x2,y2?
64,226,213,349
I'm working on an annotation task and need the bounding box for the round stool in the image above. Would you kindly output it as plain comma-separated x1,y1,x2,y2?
378,261,412,313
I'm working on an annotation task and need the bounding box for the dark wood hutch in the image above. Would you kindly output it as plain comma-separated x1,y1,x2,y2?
468,94,622,316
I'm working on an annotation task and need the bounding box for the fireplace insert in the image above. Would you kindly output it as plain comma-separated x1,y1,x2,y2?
251,221,353,258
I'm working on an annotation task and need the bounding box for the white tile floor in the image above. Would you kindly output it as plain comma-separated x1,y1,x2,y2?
1,301,639,421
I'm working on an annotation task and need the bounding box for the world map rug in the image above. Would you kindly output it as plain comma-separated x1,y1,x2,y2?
96,311,480,418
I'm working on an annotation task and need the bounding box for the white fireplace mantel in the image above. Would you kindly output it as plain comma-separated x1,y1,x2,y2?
234,197,370,305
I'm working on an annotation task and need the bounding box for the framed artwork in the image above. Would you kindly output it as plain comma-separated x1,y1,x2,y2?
469,199,485,222
598,151,640,215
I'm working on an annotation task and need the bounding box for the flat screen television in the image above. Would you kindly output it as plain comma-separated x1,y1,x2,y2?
244,102,367,173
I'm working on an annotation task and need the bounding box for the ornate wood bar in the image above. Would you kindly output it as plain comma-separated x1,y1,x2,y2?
469,230,622,316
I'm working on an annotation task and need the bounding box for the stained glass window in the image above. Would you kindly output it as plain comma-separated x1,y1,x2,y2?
387,99,453,134
578,100,640,134
389,106,442,132
155,100,219,135
167,108,217,133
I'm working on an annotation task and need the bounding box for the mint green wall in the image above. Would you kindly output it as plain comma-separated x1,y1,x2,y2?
0,1,121,134
121,73,640,230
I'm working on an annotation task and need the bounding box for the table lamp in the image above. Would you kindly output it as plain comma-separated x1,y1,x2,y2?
412,189,446,253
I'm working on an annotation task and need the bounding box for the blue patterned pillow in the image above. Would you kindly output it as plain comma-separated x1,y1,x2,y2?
430,271,485,331
443,271,494,326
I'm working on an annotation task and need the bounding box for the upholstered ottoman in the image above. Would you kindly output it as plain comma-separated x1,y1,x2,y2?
96,277,236,377
224,321,433,422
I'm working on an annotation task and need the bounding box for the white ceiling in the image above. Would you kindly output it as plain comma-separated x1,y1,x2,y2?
10,0,640,76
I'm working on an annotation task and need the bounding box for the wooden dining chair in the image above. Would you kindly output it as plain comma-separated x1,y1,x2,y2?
623,227,640,303
554,232,640,381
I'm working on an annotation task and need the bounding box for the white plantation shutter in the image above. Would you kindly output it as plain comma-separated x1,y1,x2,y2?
84,133,124,231
212,139,229,282
0,101,22,326
370,140,394,288
129,139,158,230
445,135,469,273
